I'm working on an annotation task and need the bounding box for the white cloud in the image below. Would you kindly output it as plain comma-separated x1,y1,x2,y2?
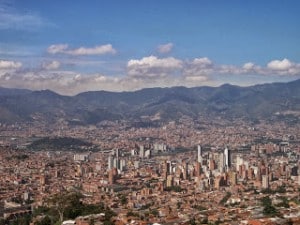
241,62,263,74
47,44,116,56
0,59,22,81
68,44,116,56
157,43,173,54
128,56,182,68
183,57,213,79
47,44,68,54
184,57,300,78
243,62,255,70
184,75,208,82
1,56,300,95
214,59,300,76
127,55,183,79
42,60,61,70
0,60,22,69
0,67,124,95
266,59,300,75
94,75,108,82
267,58,292,70
191,57,213,67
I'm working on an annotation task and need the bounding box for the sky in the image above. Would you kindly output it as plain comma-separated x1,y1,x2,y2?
0,0,300,95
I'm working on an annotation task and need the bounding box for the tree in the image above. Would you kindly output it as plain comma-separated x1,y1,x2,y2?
35,216,52,225
10,214,31,225
260,196,279,217
120,195,128,205
150,209,159,217
219,192,231,205
47,191,83,222
43,191,115,224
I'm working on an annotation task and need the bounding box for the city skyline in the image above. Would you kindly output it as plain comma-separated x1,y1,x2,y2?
0,0,300,95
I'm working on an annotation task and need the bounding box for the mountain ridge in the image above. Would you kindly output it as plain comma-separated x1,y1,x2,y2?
0,79,299,125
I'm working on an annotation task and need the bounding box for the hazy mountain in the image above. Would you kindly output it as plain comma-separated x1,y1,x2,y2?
0,79,299,125
0,87,32,96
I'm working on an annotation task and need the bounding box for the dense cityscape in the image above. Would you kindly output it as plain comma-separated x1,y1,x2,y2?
0,117,299,225
1,1,300,225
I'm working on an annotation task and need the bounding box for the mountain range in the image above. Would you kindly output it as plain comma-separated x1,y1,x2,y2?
0,79,300,125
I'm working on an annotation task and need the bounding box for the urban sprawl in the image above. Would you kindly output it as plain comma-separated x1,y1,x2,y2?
0,117,300,225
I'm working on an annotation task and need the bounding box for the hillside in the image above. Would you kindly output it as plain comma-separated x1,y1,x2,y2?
0,79,299,125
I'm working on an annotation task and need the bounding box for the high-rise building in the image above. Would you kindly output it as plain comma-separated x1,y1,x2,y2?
108,169,116,185
248,168,254,180
139,145,144,158
166,175,173,187
195,162,201,177
113,157,118,169
229,171,237,186
209,159,215,171
197,145,203,164
119,159,126,172
183,162,188,180
236,155,243,171
256,168,262,181
167,160,172,174
108,155,114,170
224,147,231,170
115,148,119,159
262,175,269,189
208,171,214,187
219,152,225,173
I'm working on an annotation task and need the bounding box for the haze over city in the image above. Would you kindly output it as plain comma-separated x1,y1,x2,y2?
0,0,300,95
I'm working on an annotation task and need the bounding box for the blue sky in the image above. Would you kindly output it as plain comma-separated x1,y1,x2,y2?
0,0,300,94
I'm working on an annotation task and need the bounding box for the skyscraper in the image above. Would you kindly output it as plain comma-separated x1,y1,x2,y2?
108,155,114,170
115,148,119,159
139,145,144,158
262,175,269,189
197,145,203,164
224,147,231,170
195,161,201,177
219,152,225,172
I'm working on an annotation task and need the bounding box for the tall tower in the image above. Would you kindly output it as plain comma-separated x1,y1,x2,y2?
262,174,269,189
108,169,116,185
195,162,201,177
224,147,231,171
163,160,171,180
197,145,202,164
139,145,144,158
183,162,188,180
108,155,114,170
116,148,119,159
219,152,225,172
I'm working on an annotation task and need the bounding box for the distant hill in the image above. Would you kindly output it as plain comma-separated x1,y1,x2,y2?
0,87,32,96
0,79,300,125
28,137,94,151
